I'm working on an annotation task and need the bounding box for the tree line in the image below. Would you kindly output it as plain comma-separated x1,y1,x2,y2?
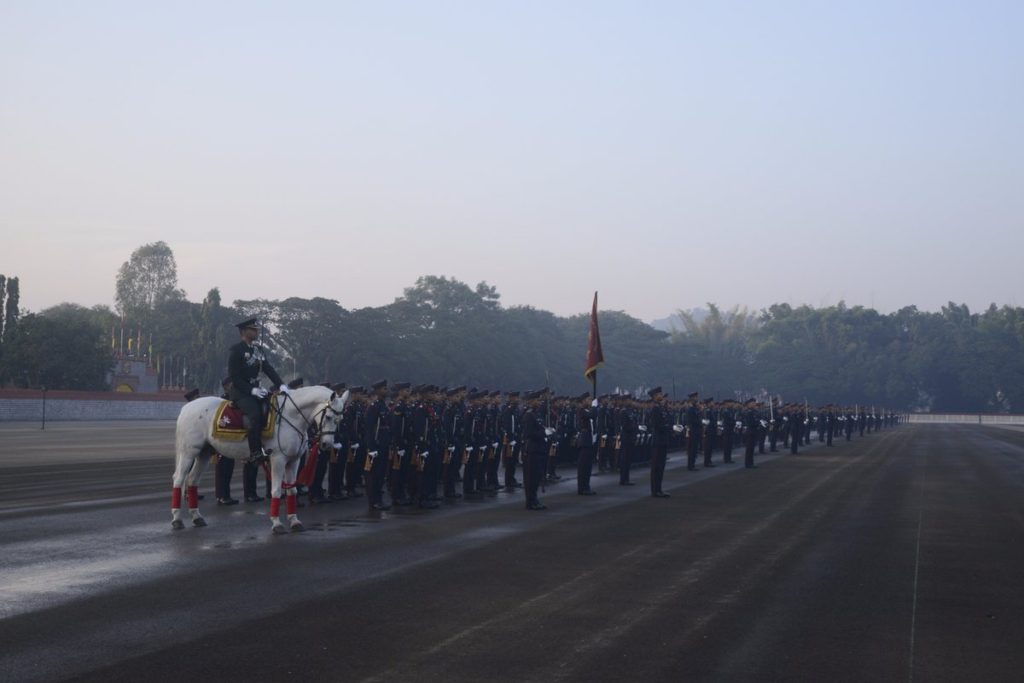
1,242,1021,413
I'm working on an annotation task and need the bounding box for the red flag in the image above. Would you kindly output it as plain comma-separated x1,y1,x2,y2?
584,291,604,380
296,442,320,487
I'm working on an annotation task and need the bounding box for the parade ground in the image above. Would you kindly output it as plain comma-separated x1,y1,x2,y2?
1,422,1022,682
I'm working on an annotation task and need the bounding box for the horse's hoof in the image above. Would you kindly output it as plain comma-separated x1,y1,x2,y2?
171,520,185,530
272,525,287,535
290,523,305,533
192,517,207,527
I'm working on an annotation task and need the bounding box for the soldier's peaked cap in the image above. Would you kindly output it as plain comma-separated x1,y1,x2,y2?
647,386,663,397
235,317,259,330
687,391,699,398
371,380,388,390
392,381,410,391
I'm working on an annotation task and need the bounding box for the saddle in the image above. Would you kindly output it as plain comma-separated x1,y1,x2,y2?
213,399,277,441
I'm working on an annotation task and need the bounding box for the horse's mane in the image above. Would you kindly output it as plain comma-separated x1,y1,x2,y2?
286,385,335,409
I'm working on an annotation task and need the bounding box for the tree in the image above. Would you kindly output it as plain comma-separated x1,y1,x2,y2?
4,275,19,345
191,288,236,393
2,309,112,390
0,274,6,342
115,242,185,323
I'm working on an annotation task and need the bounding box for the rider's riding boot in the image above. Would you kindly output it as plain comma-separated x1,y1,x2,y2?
247,432,269,464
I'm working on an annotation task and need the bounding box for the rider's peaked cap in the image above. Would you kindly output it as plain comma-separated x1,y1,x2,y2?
287,377,304,389
235,317,259,330
183,388,200,401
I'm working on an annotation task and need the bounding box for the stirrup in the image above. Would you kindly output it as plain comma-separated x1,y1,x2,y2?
249,448,271,464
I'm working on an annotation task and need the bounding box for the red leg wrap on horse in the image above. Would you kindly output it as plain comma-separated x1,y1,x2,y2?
172,488,182,509
286,494,297,515
187,486,198,509
270,497,281,517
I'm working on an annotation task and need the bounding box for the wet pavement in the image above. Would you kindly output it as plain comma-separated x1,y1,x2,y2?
1,423,1022,682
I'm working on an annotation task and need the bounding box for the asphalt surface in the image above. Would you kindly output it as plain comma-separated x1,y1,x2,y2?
1,422,1022,682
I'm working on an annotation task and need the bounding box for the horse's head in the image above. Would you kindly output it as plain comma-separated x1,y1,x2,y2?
316,389,350,449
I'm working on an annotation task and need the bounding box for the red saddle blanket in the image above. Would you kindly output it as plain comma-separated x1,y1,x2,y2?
213,400,276,441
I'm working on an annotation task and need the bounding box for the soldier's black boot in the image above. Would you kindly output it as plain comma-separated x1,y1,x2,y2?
247,433,269,464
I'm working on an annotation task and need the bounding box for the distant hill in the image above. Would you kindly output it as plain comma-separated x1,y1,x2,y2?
649,308,708,333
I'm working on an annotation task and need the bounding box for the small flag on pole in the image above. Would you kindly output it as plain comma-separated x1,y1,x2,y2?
584,291,604,381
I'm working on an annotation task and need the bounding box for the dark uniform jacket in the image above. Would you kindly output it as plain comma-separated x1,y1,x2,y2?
647,403,672,447
365,398,391,454
227,341,284,402
522,407,547,454
577,406,596,451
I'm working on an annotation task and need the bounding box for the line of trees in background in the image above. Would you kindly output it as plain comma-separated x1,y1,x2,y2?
1,242,1022,413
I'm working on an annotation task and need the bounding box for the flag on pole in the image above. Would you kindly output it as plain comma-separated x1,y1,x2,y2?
584,291,604,380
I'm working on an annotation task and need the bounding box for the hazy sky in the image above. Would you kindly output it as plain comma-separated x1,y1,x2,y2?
2,1,1022,322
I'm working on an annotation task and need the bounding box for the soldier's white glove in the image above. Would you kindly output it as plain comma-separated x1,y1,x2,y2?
592,399,598,407
701,419,710,426
466,446,474,452
510,440,517,447
368,450,378,458
352,443,360,449
333,442,342,449
397,450,405,457
673,425,685,433
279,384,290,394
544,427,556,437
251,387,269,399
592,435,599,445
448,446,455,452
638,425,648,432
493,442,499,449
421,451,429,459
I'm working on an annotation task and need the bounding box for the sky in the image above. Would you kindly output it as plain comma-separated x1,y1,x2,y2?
1,1,1022,322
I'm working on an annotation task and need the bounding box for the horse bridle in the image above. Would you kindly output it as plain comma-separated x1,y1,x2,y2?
275,392,344,454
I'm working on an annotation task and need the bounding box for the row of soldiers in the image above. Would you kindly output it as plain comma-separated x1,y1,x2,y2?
211,380,900,511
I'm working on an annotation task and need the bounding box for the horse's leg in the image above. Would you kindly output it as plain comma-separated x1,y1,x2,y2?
185,450,212,527
285,455,304,532
172,446,200,530
269,455,286,534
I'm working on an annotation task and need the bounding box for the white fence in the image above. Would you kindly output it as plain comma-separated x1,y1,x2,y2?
906,414,1024,425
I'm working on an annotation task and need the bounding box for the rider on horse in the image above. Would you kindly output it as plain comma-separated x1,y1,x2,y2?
228,318,289,464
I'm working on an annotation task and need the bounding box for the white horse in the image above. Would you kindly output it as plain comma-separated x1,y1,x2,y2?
171,386,348,534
